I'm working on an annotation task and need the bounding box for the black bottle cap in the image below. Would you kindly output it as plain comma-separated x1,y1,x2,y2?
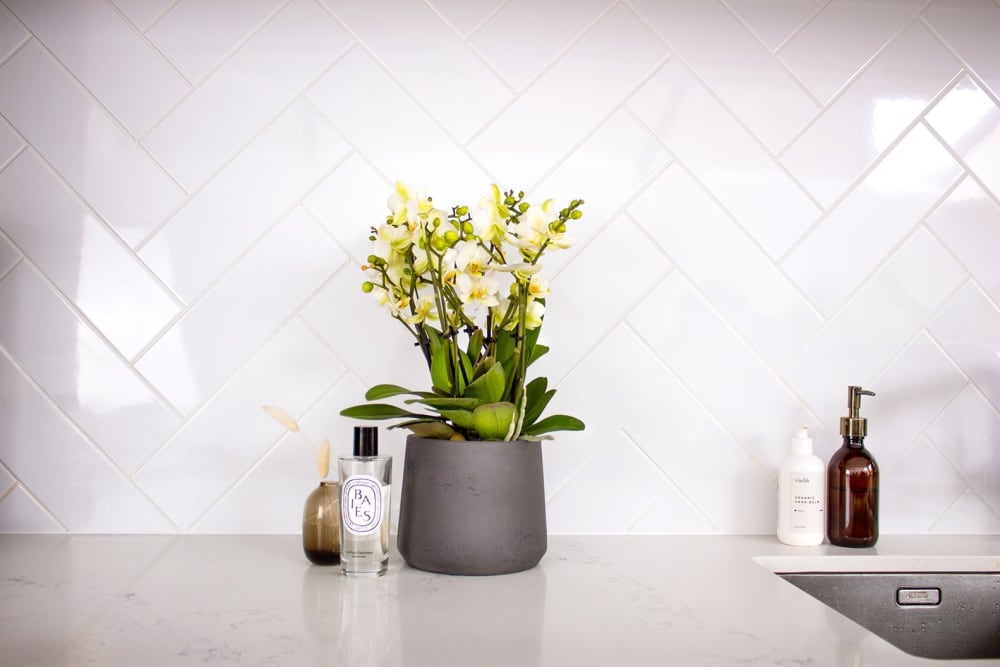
353,426,378,457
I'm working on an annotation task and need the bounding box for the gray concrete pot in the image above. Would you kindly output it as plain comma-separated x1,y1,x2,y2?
396,435,547,575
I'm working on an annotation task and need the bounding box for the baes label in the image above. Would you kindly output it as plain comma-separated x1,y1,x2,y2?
342,475,383,535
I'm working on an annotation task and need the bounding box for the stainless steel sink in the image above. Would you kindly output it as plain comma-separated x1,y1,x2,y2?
778,571,1000,660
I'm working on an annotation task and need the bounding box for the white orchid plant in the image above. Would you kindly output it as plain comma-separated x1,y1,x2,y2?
340,182,585,442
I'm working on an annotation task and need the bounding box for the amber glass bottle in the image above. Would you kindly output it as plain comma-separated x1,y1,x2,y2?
827,387,879,548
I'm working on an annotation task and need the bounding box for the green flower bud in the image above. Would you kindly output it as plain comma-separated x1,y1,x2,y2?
443,230,459,246
550,221,567,234
518,202,529,213
456,205,469,216
431,234,449,251
361,281,374,293
461,221,474,235
367,255,378,264
571,209,582,219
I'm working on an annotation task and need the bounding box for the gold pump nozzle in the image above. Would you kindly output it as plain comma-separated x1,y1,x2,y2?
840,386,875,438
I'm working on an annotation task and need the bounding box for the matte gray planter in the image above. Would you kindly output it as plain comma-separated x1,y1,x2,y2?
397,435,547,575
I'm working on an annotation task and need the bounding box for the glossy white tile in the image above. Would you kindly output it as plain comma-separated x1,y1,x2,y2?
468,4,667,187
471,0,612,91
427,0,503,35
631,0,819,153
110,0,173,30
135,209,346,415
628,273,817,471
0,234,18,278
929,177,1000,305
926,385,1000,515
134,319,344,528
546,433,691,534
782,124,962,316
628,491,717,534
779,0,924,103
141,0,350,192
629,58,820,259
0,151,180,359
140,99,349,302
630,163,822,368
625,376,775,533
0,41,186,248
867,332,967,464
541,324,673,499
531,108,672,277
784,229,967,421
539,215,671,383
327,0,510,142
0,485,64,533
879,436,966,533
928,282,1000,409
923,0,1000,99
4,0,189,136
0,116,23,167
930,489,1000,533
926,75,1000,200
307,46,490,207
146,0,282,83
0,3,27,62
303,152,391,266
725,0,818,50
0,353,176,533
781,22,960,208
0,262,178,473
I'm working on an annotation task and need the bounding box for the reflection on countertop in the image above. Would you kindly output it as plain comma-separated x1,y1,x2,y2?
0,534,997,666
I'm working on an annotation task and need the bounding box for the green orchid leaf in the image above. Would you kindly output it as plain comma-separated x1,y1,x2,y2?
495,328,516,370
528,344,549,367
396,420,456,439
340,404,427,420
522,377,555,427
405,396,481,409
430,346,452,394
467,328,484,366
464,360,505,404
472,402,516,440
438,408,475,430
365,384,435,400
520,414,585,436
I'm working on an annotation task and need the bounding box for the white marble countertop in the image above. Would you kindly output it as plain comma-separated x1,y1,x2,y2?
1,534,997,666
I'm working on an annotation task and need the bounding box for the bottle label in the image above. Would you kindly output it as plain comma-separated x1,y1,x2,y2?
342,475,383,535
788,471,823,533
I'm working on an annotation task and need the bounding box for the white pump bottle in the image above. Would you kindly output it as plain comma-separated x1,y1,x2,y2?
777,426,825,546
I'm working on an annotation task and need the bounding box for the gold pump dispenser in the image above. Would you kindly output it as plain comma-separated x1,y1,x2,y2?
840,386,876,438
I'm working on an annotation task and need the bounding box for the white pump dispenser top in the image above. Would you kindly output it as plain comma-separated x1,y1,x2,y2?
790,426,813,455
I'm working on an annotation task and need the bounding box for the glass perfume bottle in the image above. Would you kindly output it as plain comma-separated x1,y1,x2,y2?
302,479,340,565
339,426,392,576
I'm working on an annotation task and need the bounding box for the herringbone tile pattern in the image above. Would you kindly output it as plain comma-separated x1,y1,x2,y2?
0,0,998,534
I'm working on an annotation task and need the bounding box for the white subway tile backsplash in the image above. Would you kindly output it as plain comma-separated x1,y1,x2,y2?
629,59,820,259
141,0,350,192
327,0,510,142
781,22,960,208
134,319,345,528
785,229,967,420
0,151,180,359
630,163,822,368
135,208,346,414
631,0,819,152
307,45,489,206
0,353,176,533
4,0,189,136
1,1,997,534
468,4,667,187
0,42,186,247
628,273,816,471
0,3,27,62
779,0,924,103
928,282,1000,409
146,0,283,83
140,99,350,302
929,178,1000,305
923,0,1000,99
782,124,962,316
926,76,1000,199
0,262,178,473
471,0,612,91
625,376,775,533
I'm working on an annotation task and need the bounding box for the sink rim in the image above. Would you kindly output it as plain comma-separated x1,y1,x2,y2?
754,553,1000,574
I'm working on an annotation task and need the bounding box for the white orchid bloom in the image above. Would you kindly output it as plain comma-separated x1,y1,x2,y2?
369,285,401,317
387,181,433,229
454,240,492,278
508,199,573,259
527,275,550,299
456,272,500,320
473,184,508,245
524,298,545,330
404,288,438,325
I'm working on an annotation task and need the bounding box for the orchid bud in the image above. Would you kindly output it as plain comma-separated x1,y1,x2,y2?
361,281,374,293
443,230,459,246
